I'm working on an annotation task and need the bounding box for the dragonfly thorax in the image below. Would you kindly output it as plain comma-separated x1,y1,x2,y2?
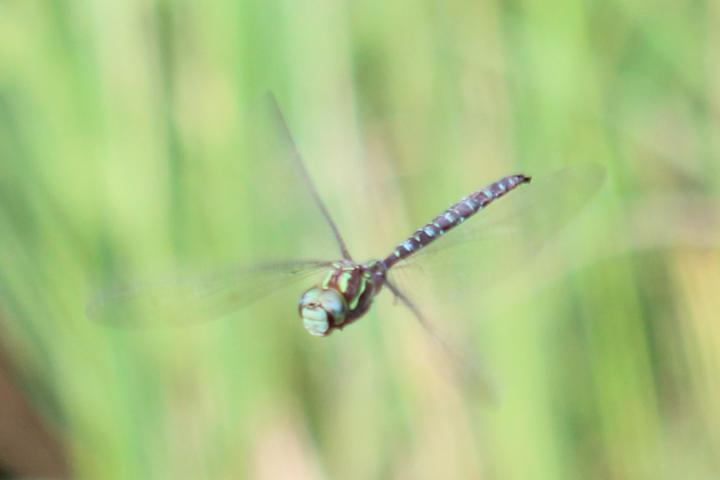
298,260,386,336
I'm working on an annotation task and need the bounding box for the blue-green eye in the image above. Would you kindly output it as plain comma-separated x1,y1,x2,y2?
299,288,348,336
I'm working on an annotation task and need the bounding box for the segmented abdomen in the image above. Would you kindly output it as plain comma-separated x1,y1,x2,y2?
382,174,531,268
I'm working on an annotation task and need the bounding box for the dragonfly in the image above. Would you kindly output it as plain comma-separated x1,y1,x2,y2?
89,96,604,351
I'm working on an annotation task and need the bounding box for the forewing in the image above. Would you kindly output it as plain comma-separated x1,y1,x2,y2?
87,97,350,327
88,260,331,327
245,96,352,262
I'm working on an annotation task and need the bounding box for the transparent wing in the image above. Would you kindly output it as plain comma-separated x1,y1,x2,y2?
87,97,352,328
243,96,353,263
388,163,606,292
266,94,352,260
87,260,332,327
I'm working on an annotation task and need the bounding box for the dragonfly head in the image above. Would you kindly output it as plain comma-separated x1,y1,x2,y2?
298,287,348,336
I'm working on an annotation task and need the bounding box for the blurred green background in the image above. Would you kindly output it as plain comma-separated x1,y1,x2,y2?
1,1,719,479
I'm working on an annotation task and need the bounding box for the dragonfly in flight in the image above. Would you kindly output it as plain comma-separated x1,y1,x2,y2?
89,96,604,355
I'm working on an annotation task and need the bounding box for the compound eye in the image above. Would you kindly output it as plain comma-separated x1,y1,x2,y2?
318,289,347,326
301,305,330,336
298,288,348,336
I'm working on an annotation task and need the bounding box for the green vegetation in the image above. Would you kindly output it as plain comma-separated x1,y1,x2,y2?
0,1,718,478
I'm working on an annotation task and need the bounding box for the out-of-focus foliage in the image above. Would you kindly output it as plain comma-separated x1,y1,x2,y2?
0,1,718,479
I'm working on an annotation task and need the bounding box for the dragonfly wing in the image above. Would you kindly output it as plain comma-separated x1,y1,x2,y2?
87,260,332,327
266,95,353,260
246,96,354,262
87,98,351,328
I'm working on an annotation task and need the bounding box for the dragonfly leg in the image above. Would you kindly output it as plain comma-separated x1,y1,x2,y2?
384,279,497,401
384,279,439,337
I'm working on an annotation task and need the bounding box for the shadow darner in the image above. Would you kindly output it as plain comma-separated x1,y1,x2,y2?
296,170,530,337
90,97,603,352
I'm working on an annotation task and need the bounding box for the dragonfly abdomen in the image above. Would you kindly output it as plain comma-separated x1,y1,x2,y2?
383,174,531,268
